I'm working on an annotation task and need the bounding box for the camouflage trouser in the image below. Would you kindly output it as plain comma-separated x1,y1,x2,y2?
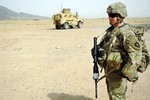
106,71,127,100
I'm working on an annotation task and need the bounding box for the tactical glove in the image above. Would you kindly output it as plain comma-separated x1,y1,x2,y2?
121,64,139,82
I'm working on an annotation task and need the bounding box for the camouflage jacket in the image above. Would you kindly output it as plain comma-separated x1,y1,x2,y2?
98,23,142,82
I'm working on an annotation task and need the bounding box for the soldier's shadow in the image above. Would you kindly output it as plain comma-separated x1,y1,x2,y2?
47,93,94,100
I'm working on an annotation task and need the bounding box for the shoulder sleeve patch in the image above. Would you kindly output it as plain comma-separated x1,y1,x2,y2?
125,34,141,50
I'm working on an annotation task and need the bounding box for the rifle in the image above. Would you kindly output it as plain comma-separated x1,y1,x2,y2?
93,37,99,98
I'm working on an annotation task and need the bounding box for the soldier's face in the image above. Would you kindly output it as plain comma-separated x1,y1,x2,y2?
108,13,119,25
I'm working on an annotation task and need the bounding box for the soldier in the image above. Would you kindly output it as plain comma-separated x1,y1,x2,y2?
95,2,143,100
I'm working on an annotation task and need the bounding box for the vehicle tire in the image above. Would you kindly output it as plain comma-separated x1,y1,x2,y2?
55,25,60,29
77,21,82,28
63,22,70,29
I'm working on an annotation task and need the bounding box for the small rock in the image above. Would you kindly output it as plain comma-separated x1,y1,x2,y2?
55,46,60,49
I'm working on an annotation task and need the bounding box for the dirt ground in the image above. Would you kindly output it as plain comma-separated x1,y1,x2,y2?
0,18,150,100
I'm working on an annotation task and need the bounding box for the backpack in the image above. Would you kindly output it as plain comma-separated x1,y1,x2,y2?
132,25,150,73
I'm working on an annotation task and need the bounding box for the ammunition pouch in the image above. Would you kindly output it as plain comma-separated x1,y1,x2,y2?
106,52,123,71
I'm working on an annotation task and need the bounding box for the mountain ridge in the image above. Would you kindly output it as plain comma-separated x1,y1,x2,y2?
0,5,49,20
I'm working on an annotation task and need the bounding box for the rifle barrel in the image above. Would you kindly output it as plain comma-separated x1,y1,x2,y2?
95,80,98,98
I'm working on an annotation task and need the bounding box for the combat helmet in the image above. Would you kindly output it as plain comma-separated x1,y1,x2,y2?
107,2,127,18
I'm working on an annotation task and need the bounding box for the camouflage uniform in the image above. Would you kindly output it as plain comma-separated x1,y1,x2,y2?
97,2,142,100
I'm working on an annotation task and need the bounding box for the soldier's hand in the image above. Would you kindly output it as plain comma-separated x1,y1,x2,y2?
121,64,139,82
127,75,138,82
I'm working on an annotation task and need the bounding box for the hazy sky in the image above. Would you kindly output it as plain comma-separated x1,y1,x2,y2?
0,0,150,18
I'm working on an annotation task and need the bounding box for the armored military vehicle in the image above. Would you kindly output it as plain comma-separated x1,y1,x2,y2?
52,8,83,29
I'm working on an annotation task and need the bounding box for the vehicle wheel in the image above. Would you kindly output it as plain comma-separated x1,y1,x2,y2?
55,25,60,29
63,22,70,29
77,21,82,28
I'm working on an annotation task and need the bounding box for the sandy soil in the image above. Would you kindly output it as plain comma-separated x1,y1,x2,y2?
0,18,150,100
